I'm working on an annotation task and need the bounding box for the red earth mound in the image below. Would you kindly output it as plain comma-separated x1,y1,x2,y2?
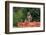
17,21,40,27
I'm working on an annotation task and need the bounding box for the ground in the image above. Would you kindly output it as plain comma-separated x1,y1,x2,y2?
17,21,40,27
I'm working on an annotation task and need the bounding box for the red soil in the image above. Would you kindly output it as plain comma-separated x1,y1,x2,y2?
17,21,40,27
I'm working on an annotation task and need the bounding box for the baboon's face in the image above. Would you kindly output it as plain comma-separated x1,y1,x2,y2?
27,12,32,21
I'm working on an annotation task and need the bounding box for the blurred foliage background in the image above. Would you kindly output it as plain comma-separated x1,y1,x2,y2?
13,7,40,27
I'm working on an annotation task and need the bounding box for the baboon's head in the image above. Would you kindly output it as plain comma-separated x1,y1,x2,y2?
27,12,32,22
